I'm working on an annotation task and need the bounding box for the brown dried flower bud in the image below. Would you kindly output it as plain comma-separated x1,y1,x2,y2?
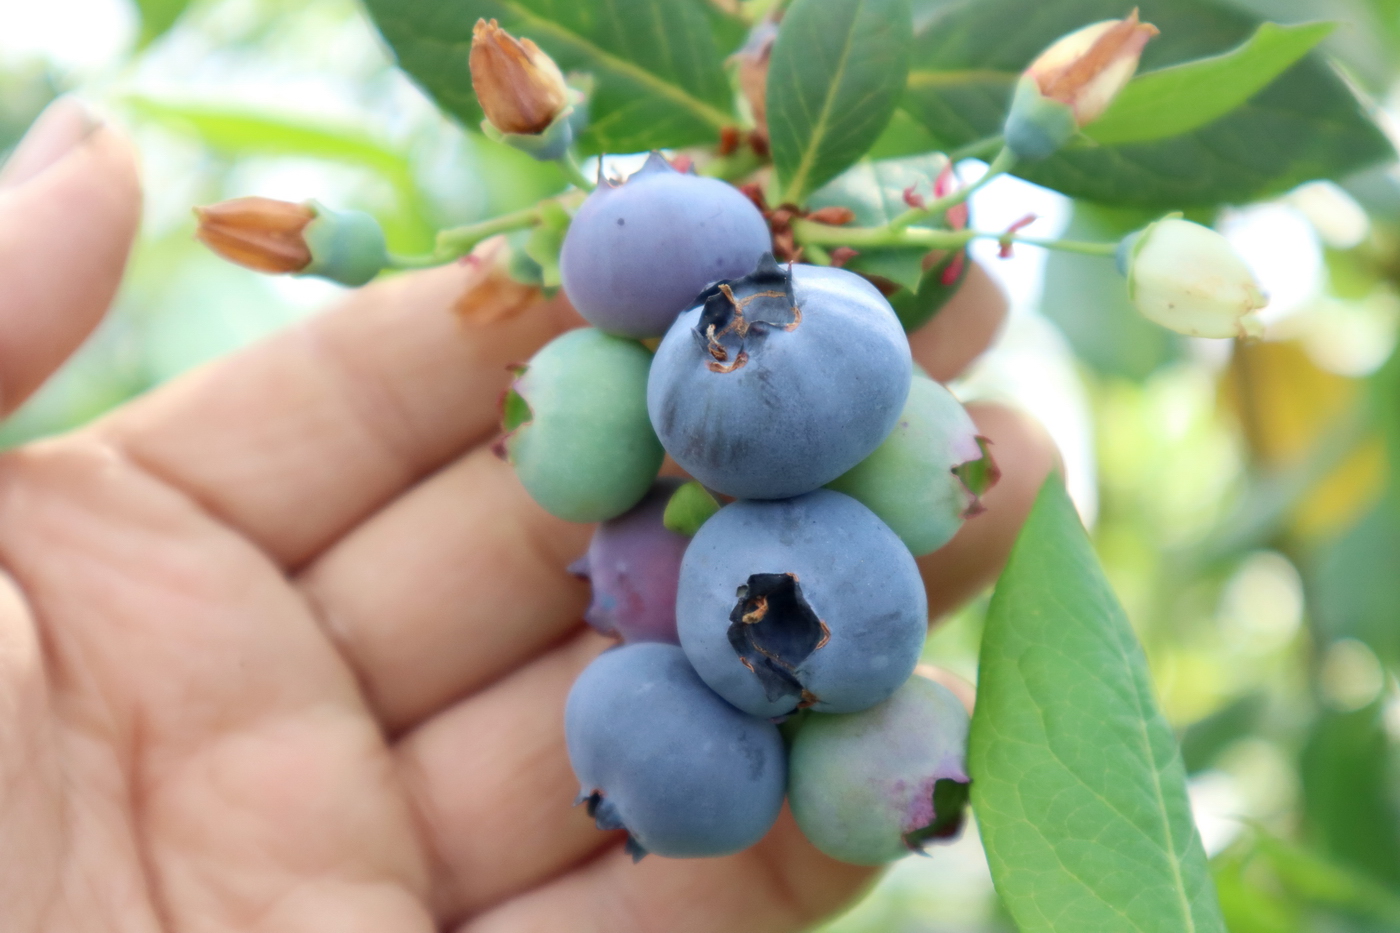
1025,9,1159,126
193,197,313,274
470,19,570,136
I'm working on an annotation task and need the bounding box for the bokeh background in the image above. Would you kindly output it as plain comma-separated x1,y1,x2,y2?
3,0,1399,930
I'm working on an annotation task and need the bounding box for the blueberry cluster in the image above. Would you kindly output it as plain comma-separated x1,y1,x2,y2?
501,153,990,864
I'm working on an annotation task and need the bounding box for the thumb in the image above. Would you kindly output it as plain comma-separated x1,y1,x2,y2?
0,97,141,416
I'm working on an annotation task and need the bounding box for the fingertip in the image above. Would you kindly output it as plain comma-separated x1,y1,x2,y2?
908,262,1008,383
0,111,141,413
920,402,1059,621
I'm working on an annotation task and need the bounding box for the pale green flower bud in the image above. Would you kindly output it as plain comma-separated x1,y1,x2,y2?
1121,217,1267,339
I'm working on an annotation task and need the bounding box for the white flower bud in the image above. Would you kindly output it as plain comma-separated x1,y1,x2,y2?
1122,217,1267,339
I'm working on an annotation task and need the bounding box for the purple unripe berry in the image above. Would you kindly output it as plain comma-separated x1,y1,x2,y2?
565,643,786,860
559,152,772,338
677,489,927,718
648,256,912,500
788,673,971,865
569,479,688,644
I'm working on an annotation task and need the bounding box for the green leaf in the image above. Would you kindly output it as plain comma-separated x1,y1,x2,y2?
1299,701,1400,890
1179,693,1266,775
767,0,913,203
362,0,737,155
122,97,438,251
1086,21,1336,145
901,0,1392,208
807,152,949,293
135,0,193,46
1312,498,1400,667
808,152,949,227
971,478,1226,933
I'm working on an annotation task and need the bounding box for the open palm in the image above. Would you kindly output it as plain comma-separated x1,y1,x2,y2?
0,101,1052,933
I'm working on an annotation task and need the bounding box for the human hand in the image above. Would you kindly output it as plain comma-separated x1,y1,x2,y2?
0,100,1055,933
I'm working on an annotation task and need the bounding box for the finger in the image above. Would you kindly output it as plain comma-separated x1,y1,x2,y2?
0,98,140,414
98,252,579,568
458,810,875,933
920,401,1059,620
298,447,590,732
395,629,613,923
907,262,1007,383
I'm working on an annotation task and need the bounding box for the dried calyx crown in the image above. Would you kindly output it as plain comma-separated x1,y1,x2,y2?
691,254,799,374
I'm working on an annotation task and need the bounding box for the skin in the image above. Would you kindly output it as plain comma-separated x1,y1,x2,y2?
0,98,1055,933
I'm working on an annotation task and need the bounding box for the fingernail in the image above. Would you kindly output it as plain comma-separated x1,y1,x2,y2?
0,97,101,190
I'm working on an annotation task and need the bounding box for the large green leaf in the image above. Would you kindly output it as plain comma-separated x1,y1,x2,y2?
1086,21,1335,145
902,0,1392,208
971,478,1226,933
362,0,737,155
767,0,913,203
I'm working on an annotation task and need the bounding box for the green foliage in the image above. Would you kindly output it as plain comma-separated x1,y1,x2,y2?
1311,500,1400,667
900,0,1391,207
1179,693,1267,774
1086,21,1335,145
766,0,913,203
971,478,1225,933
362,0,738,154
1300,701,1400,890
135,0,194,46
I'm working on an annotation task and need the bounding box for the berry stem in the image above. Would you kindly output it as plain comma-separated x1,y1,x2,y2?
385,203,553,269
789,217,1117,257
559,151,597,191
887,146,1016,231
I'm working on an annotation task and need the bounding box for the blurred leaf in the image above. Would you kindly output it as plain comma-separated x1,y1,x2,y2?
767,0,913,203
807,152,948,292
1221,340,1385,539
1086,21,1335,145
1212,846,1303,933
1040,202,1180,379
971,478,1226,933
363,0,737,155
1256,832,1400,923
124,98,439,251
135,0,193,46
889,248,967,330
901,0,1392,207
127,97,415,183
1312,500,1400,667
1180,693,1267,774
1300,701,1400,890
808,152,949,226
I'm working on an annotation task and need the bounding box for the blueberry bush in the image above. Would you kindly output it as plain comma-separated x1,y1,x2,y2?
10,0,1400,929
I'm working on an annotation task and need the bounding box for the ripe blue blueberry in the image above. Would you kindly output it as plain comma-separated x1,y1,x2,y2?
501,327,663,523
788,673,971,865
647,256,912,500
676,489,927,718
559,153,772,338
565,642,786,860
569,479,689,644
827,376,998,556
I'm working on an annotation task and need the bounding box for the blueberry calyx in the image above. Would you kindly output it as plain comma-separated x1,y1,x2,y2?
951,435,1000,518
901,777,971,853
578,788,650,861
692,253,800,374
726,572,830,707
